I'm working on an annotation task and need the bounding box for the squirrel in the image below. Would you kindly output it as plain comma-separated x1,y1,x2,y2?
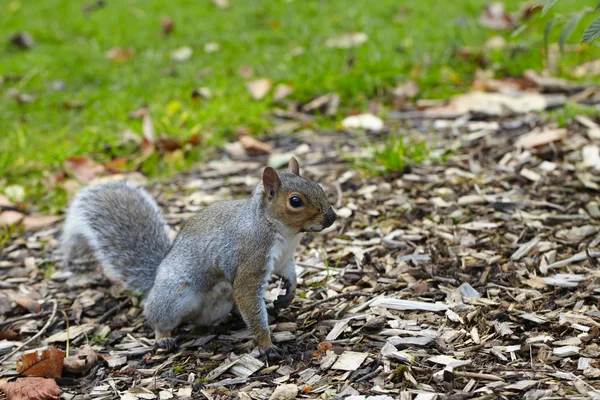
60,157,337,360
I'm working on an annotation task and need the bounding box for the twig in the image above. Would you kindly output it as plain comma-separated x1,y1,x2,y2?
453,371,504,382
0,299,58,364
96,298,132,324
0,310,52,329
298,291,373,313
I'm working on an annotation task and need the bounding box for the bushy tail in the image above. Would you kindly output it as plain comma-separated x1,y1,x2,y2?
60,181,173,295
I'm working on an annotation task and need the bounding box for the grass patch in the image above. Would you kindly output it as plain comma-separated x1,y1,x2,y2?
547,102,600,127
352,133,432,175
0,0,597,208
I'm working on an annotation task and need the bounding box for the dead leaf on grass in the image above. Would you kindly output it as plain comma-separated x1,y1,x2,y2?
106,47,134,63
104,157,128,171
0,211,24,227
236,131,272,155
160,17,174,36
171,46,192,62
273,84,293,101
325,32,368,49
572,60,600,78
478,2,516,30
247,78,272,100
0,377,63,400
64,156,105,184
128,107,148,119
17,347,65,378
63,345,99,374
212,0,229,8
341,113,384,132
22,215,61,231
239,65,254,78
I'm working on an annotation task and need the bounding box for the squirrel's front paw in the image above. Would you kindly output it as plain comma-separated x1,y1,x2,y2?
258,344,284,361
155,337,178,351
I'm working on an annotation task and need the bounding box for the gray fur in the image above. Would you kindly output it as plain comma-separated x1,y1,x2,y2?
61,181,172,294
61,169,333,345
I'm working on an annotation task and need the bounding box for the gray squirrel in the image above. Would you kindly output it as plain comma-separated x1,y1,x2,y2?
60,157,337,360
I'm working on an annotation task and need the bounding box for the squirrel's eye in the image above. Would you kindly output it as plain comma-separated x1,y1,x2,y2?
289,196,304,208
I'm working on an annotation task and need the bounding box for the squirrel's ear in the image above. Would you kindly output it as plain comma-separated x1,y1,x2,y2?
262,167,280,201
288,157,300,175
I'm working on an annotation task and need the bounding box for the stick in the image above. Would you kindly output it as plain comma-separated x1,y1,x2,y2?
0,310,52,329
453,371,504,382
96,298,132,324
298,291,373,313
0,299,58,364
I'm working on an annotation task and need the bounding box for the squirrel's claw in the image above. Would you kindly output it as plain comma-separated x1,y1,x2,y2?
155,337,178,351
259,344,284,361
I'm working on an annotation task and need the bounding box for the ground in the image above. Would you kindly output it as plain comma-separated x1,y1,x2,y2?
0,0,598,211
2,82,600,398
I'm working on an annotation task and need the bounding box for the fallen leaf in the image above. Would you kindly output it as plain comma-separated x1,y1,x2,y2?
63,345,98,374
204,42,220,53
247,78,272,100
128,107,148,119
45,323,96,344
171,46,192,62
341,113,384,132
572,60,600,78
142,113,156,142
106,47,134,63
391,80,419,100
9,32,35,49
239,65,254,78
301,93,340,115
0,377,63,400
64,156,105,184
478,2,516,30
17,347,65,378
236,131,272,155
325,32,368,49
0,211,24,227
427,92,549,117
158,135,182,152
0,194,13,207
273,84,293,101
12,295,41,313
0,328,22,341
22,215,60,230
160,17,174,36
191,87,211,100
514,128,567,149
104,157,128,171
212,0,229,8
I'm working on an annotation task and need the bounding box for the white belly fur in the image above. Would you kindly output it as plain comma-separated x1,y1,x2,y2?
270,231,301,276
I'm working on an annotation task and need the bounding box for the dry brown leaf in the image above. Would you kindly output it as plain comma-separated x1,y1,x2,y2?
247,78,272,100
0,377,63,400
160,17,174,36
104,157,128,171
236,132,272,155
64,156,105,184
12,295,41,313
22,215,60,231
157,136,182,153
63,345,98,374
514,128,567,149
105,47,134,63
17,347,65,378
0,328,22,341
0,211,24,227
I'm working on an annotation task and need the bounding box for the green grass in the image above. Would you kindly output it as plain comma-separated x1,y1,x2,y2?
0,0,598,210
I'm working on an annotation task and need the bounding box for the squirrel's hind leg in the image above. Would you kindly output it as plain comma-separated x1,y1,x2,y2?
193,281,234,327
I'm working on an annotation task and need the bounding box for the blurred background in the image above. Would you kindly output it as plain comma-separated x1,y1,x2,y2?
0,0,598,211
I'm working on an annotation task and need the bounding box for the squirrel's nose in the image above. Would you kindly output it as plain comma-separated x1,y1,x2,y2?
324,208,337,228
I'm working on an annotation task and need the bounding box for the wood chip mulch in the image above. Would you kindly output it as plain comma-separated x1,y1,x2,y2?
2,108,600,400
